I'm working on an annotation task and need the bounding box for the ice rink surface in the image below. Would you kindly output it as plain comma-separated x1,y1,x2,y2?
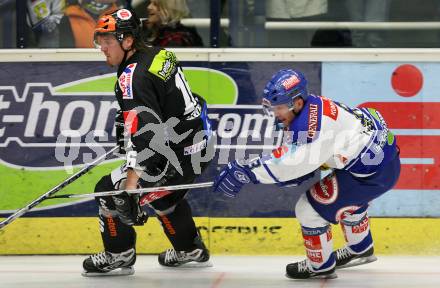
1,255,439,288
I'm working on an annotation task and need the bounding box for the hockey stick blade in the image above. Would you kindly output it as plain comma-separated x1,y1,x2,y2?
47,181,214,199
0,146,119,230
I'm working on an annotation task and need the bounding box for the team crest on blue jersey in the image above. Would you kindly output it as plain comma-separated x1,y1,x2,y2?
119,63,137,99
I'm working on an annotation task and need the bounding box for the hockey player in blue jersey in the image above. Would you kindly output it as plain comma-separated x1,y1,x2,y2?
213,68,401,279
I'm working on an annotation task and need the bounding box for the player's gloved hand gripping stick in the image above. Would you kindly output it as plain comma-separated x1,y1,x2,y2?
212,160,317,198
212,160,259,198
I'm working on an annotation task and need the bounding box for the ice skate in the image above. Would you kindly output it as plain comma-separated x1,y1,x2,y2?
335,246,377,269
286,259,337,279
158,237,211,267
82,248,136,276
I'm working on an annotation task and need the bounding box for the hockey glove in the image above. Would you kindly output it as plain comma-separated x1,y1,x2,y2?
112,192,148,226
115,110,126,155
213,160,259,198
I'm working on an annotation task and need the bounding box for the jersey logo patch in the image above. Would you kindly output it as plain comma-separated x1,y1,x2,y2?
303,234,323,250
149,50,177,81
140,190,172,206
352,217,369,234
322,97,338,120
123,110,138,135
117,9,132,20
272,145,289,159
119,63,137,99
310,174,338,205
306,250,323,263
308,103,319,139
282,75,300,90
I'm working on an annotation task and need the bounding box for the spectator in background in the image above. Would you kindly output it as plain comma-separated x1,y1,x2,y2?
345,0,391,47
143,0,203,47
266,0,327,20
59,0,121,48
265,0,329,47
26,0,65,48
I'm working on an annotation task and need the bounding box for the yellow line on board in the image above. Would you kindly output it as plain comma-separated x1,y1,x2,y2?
0,217,439,255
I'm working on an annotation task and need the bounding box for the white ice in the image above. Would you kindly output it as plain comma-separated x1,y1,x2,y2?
1,255,439,288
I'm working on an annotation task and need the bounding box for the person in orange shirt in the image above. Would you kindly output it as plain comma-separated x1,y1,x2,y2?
59,0,121,48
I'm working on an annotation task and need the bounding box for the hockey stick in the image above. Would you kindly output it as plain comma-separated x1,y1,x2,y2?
46,181,214,199
0,146,119,230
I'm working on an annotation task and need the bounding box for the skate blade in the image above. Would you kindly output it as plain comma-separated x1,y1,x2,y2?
336,255,378,270
314,272,338,279
285,272,338,280
161,260,213,269
81,267,135,277
180,260,213,268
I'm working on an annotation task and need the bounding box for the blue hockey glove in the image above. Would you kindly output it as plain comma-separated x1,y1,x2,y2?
213,160,259,198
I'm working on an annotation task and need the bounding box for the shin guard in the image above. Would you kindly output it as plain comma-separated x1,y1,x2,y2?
95,176,136,253
340,210,373,254
301,225,335,272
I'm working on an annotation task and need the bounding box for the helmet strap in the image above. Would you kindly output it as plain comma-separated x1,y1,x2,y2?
289,97,304,116
119,34,136,64
287,99,298,116
122,49,128,65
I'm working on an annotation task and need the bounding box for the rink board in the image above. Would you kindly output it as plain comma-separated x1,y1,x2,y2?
1,217,439,255
1,50,440,256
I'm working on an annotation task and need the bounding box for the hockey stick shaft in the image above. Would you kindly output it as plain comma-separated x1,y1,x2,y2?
0,146,119,230
47,181,214,199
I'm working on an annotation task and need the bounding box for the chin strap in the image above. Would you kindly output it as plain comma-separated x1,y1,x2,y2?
290,97,305,117
277,106,300,129
118,33,135,65
120,47,137,67
292,109,301,117
122,49,129,64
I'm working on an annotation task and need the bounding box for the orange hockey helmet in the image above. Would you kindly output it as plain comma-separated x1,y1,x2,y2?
94,8,141,43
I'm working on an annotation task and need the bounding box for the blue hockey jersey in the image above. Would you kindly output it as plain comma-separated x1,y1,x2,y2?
250,95,398,184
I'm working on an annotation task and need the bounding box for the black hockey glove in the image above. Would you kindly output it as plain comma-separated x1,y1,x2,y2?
115,110,126,155
112,192,148,226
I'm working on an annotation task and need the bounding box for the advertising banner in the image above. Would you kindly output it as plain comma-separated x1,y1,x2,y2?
322,62,440,217
1,53,439,255
0,61,321,218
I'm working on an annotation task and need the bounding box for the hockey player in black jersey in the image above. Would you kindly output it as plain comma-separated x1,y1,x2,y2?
82,8,213,276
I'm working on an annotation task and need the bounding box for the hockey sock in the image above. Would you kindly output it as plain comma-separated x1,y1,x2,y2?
157,199,198,251
301,225,335,271
98,212,136,253
95,175,136,253
340,210,373,254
